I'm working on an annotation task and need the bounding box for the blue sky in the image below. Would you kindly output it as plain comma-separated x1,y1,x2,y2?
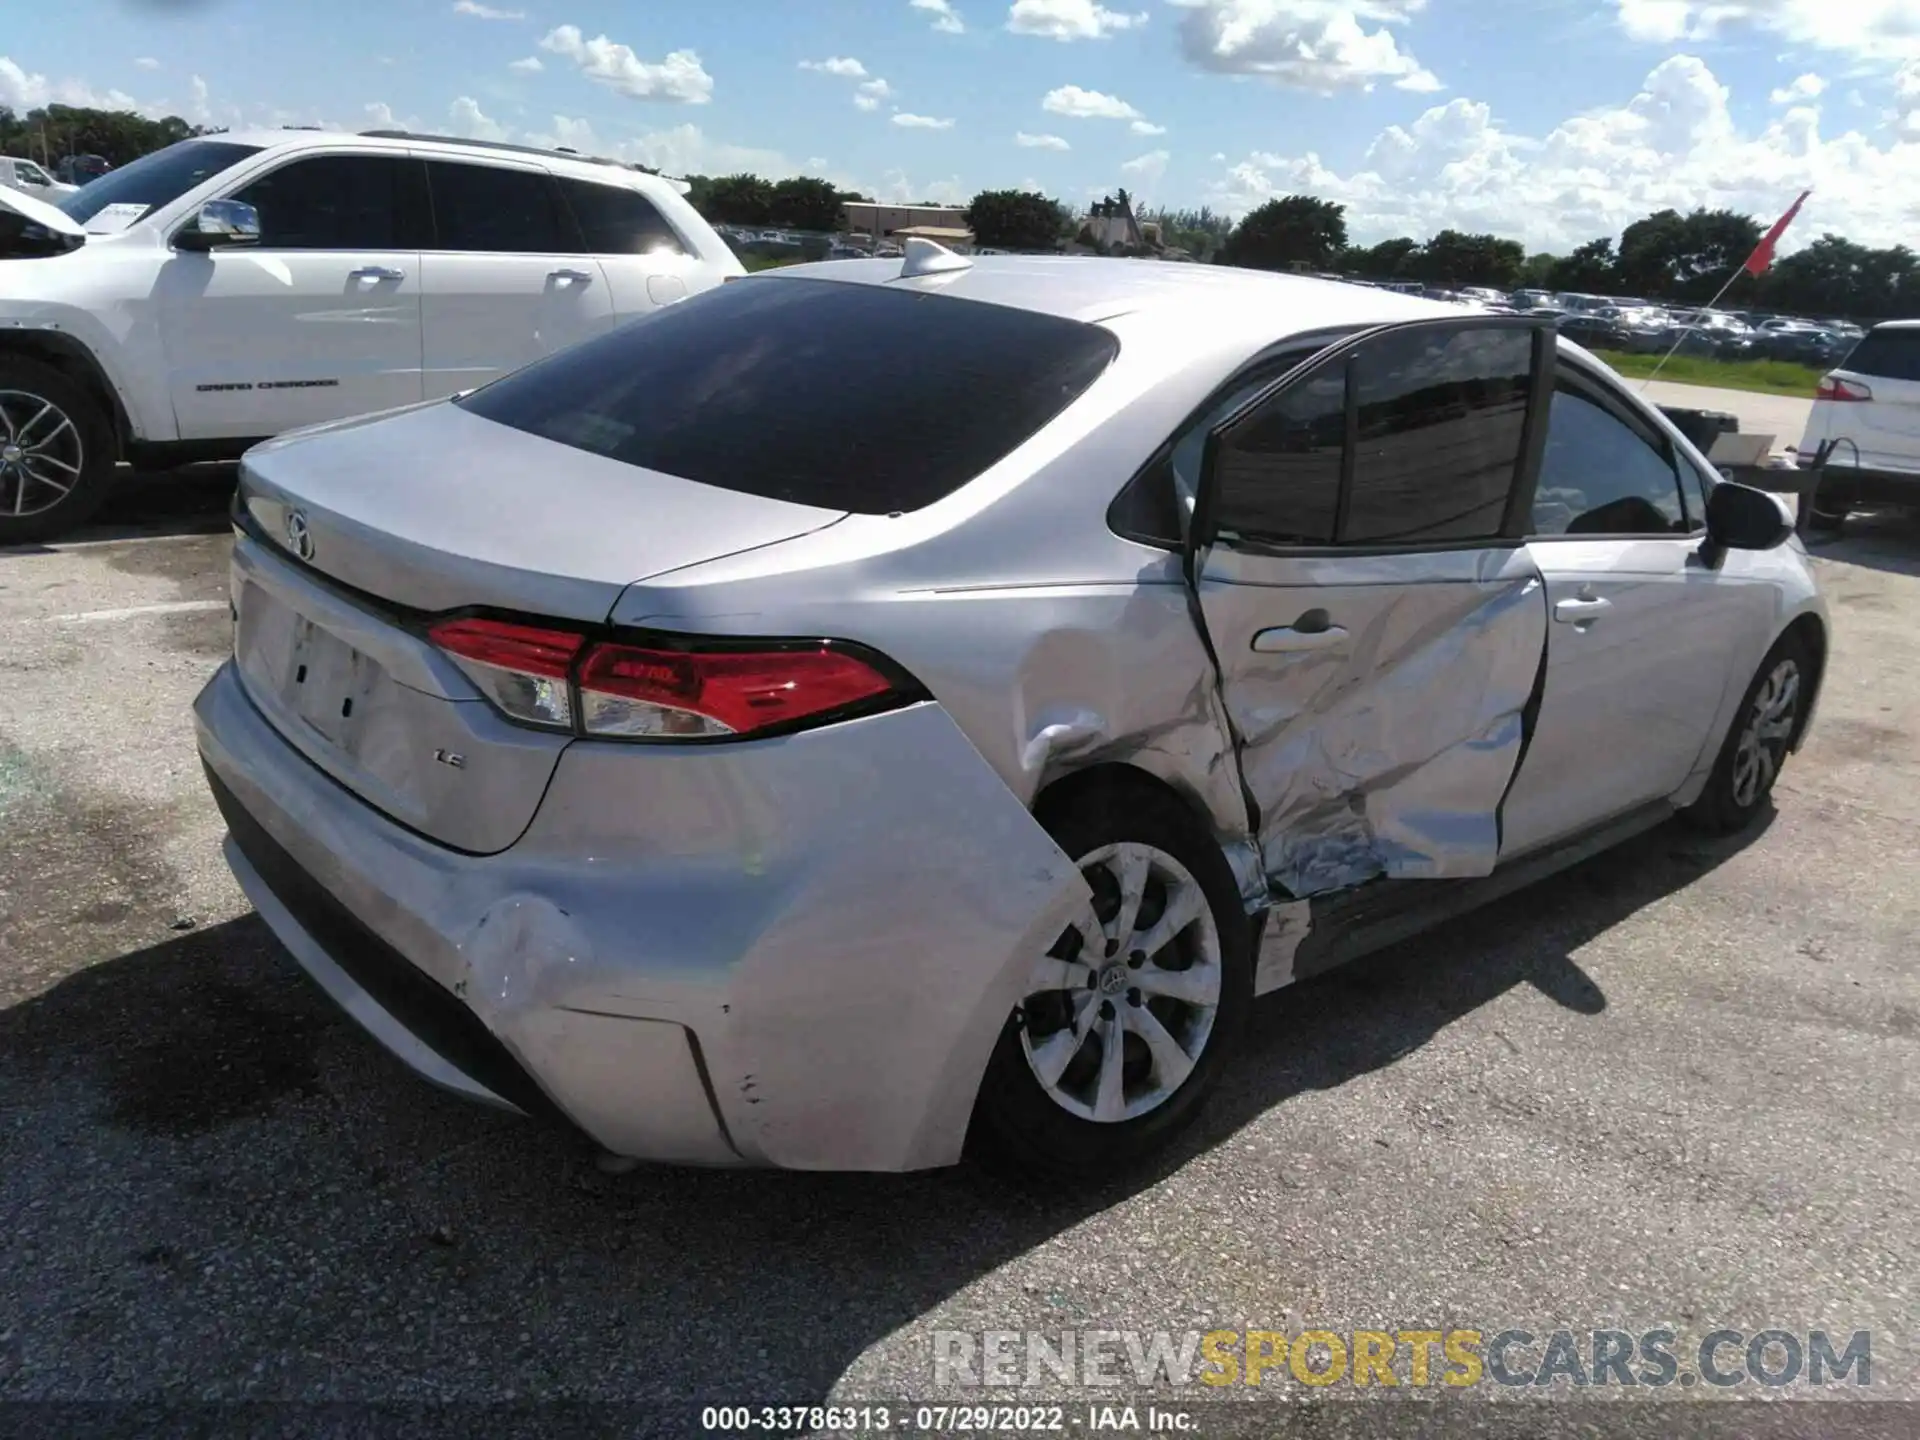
6,1,1920,251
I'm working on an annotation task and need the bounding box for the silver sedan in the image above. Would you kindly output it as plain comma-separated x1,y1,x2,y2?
194,249,1827,1178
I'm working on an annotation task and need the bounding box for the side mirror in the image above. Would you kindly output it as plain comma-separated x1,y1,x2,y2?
175,199,260,252
1703,481,1794,556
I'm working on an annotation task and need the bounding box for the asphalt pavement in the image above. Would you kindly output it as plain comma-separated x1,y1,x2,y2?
1,464,1916,1436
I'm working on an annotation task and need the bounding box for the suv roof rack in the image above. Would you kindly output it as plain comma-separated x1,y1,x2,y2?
357,129,629,169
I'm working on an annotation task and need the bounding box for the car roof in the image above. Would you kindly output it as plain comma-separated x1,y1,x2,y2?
763,253,1458,334
213,127,672,190
1869,320,1920,331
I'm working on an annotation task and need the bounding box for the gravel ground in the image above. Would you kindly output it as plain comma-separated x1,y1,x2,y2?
0,470,1916,1438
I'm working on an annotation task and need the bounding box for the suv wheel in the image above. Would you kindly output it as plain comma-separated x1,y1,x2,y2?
971,779,1253,1181
0,359,117,546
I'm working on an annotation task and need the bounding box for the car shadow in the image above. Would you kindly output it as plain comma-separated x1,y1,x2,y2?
0,464,237,555
1803,505,1920,578
0,811,1768,1409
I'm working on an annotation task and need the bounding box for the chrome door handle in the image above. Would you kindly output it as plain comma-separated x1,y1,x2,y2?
1252,624,1349,654
1553,596,1612,624
549,268,594,283
349,265,405,281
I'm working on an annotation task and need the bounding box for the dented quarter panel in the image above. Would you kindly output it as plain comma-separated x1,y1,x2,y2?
1196,545,1549,897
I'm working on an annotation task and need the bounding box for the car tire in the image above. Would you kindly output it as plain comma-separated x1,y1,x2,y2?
0,358,117,545
970,777,1254,1182
1681,632,1812,835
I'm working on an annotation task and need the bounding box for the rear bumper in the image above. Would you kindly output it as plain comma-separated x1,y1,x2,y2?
194,661,1086,1171
1795,458,1920,507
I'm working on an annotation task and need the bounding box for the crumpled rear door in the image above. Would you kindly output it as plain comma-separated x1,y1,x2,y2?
1185,318,1556,898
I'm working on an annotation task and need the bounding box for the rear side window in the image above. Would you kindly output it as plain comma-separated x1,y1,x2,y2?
230,155,411,250
558,178,686,255
1837,329,1920,381
426,162,569,253
1210,324,1533,546
458,277,1119,513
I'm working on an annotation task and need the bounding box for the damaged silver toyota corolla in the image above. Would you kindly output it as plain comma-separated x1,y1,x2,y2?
194,246,1828,1178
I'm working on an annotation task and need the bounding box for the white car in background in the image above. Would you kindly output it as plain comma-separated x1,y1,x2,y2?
0,128,742,543
0,155,78,199
1799,320,1920,531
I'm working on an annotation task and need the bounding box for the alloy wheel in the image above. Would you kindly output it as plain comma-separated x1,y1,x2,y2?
1017,841,1222,1124
1730,658,1800,809
0,389,85,520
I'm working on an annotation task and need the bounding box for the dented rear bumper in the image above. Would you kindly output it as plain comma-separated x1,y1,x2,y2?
194,660,1089,1171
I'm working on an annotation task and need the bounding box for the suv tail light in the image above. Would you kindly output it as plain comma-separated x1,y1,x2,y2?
427,617,913,740
1817,375,1872,402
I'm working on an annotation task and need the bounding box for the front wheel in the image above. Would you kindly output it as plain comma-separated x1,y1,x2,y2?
971,782,1253,1181
0,359,117,545
1683,635,1810,834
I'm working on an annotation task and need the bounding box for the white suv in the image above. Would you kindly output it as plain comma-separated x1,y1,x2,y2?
1798,320,1920,532
0,128,742,542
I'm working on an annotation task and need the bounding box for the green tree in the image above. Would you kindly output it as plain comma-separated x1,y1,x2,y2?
1548,238,1619,294
0,103,207,169
1760,234,1919,321
768,176,844,232
1219,195,1348,272
1349,236,1419,278
1617,207,1762,301
964,188,1069,251
1518,252,1558,287
1403,230,1524,287
696,173,777,226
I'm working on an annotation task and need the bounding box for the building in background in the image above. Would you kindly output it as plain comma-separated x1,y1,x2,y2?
842,201,971,242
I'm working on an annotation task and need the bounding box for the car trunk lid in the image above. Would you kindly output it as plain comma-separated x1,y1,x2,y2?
231,400,847,853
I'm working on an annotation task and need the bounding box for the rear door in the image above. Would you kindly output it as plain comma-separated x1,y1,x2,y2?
159,151,427,440
1189,318,1555,899
1825,328,1920,470
417,158,616,400
553,175,701,315
1498,365,1749,857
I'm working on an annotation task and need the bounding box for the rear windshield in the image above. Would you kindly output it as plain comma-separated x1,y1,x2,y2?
58,140,263,228
457,276,1120,514
1839,329,1920,382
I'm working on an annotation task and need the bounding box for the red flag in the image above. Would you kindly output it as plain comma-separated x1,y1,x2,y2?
1743,190,1811,276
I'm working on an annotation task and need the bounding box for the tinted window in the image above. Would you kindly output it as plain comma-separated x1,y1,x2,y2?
1210,368,1344,544
58,139,261,227
230,155,408,249
1837,329,1920,382
458,277,1118,513
1342,327,1530,544
427,162,568,253
1532,384,1687,536
558,178,685,255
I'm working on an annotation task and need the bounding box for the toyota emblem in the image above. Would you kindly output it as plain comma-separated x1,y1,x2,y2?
285,509,314,562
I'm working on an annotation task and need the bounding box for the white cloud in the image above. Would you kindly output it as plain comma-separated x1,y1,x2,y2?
1120,148,1170,183
1612,0,1920,61
1041,83,1142,118
1017,130,1072,148
1007,0,1148,41
860,78,894,98
186,74,211,125
1171,0,1442,94
854,94,882,111
452,0,526,18
913,0,967,34
364,100,420,130
509,55,544,72
873,167,969,204
0,56,140,113
806,155,829,169
1202,53,1920,255
135,57,161,71
522,114,801,179
1770,72,1826,104
1896,60,1920,137
893,112,957,128
449,95,509,141
800,56,868,77
1130,118,1168,134
539,25,714,103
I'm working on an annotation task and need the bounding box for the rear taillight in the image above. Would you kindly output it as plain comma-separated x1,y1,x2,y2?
427,617,908,740
1817,375,1872,402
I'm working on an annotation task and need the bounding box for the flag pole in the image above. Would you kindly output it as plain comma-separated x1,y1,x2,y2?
1635,265,1749,392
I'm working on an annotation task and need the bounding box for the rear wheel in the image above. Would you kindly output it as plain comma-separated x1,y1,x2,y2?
971,781,1252,1181
1683,634,1810,835
0,359,117,545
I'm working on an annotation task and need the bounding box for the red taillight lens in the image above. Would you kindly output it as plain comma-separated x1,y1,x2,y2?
1817,375,1872,402
427,617,906,740
428,617,585,730
576,643,898,738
